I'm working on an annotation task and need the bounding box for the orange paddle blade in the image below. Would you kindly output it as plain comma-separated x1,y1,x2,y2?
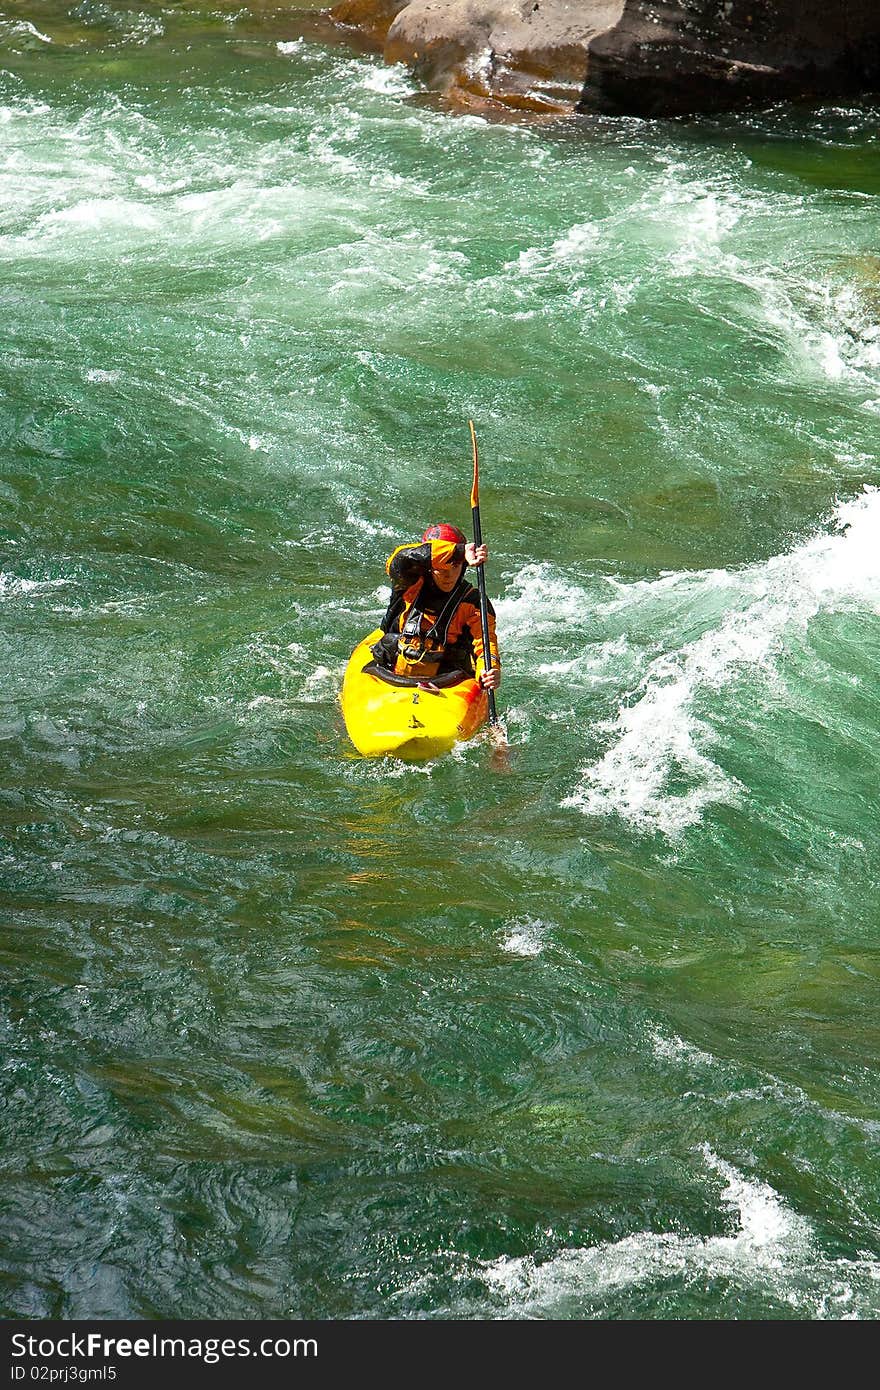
469,419,479,510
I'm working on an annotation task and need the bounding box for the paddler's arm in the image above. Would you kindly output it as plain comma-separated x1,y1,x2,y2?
386,542,432,590
379,541,431,634
463,542,500,689
464,599,501,689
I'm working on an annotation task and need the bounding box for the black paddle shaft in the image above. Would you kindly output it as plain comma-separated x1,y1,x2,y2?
471,502,498,726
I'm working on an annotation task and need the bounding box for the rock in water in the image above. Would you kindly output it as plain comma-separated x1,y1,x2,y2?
329,0,880,117
585,0,880,116
383,0,624,113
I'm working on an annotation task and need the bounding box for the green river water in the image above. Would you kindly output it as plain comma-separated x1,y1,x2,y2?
3,0,880,1320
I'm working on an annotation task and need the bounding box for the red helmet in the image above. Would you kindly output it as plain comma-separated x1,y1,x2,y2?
422,523,467,544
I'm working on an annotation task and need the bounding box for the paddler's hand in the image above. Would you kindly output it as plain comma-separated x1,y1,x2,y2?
465,542,488,567
480,668,501,690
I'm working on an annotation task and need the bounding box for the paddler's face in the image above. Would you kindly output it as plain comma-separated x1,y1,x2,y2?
432,559,464,592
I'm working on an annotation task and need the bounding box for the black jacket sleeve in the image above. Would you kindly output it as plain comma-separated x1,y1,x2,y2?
387,542,432,591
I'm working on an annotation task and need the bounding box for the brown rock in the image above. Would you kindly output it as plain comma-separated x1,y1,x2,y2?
390,1,624,109
328,0,880,117
329,1,623,110
329,0,410,48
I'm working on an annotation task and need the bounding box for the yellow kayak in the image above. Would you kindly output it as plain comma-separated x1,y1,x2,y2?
341,630,488,761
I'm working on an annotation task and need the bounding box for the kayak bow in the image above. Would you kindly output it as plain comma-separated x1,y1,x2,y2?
341,630,488,761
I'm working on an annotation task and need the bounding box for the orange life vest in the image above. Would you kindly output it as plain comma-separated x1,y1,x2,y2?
377,541,500,681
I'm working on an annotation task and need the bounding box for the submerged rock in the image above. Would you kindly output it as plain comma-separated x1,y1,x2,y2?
328,0,880,117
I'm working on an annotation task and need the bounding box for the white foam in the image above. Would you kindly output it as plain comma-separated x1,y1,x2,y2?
564,630,749,835
495,564,597,642
246,639,303,679
33,198,160,236
648,183,880,390
360,64,413,97
298,664,343,703
666,191,743,276
336,496,397,540
500,917,548,957
306,126,363,180
0,573,68,598
0,20,52,44
536,635,632,685
509,221,601,277
117,14,163,45
565,489,880,835
368,170,428,196
342,753,435,780
591,161,880,392
743,269,880,388
482,1146,880,1317
647,1024,718,1070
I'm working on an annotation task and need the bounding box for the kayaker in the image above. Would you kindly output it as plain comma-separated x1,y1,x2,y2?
371,523,501,689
